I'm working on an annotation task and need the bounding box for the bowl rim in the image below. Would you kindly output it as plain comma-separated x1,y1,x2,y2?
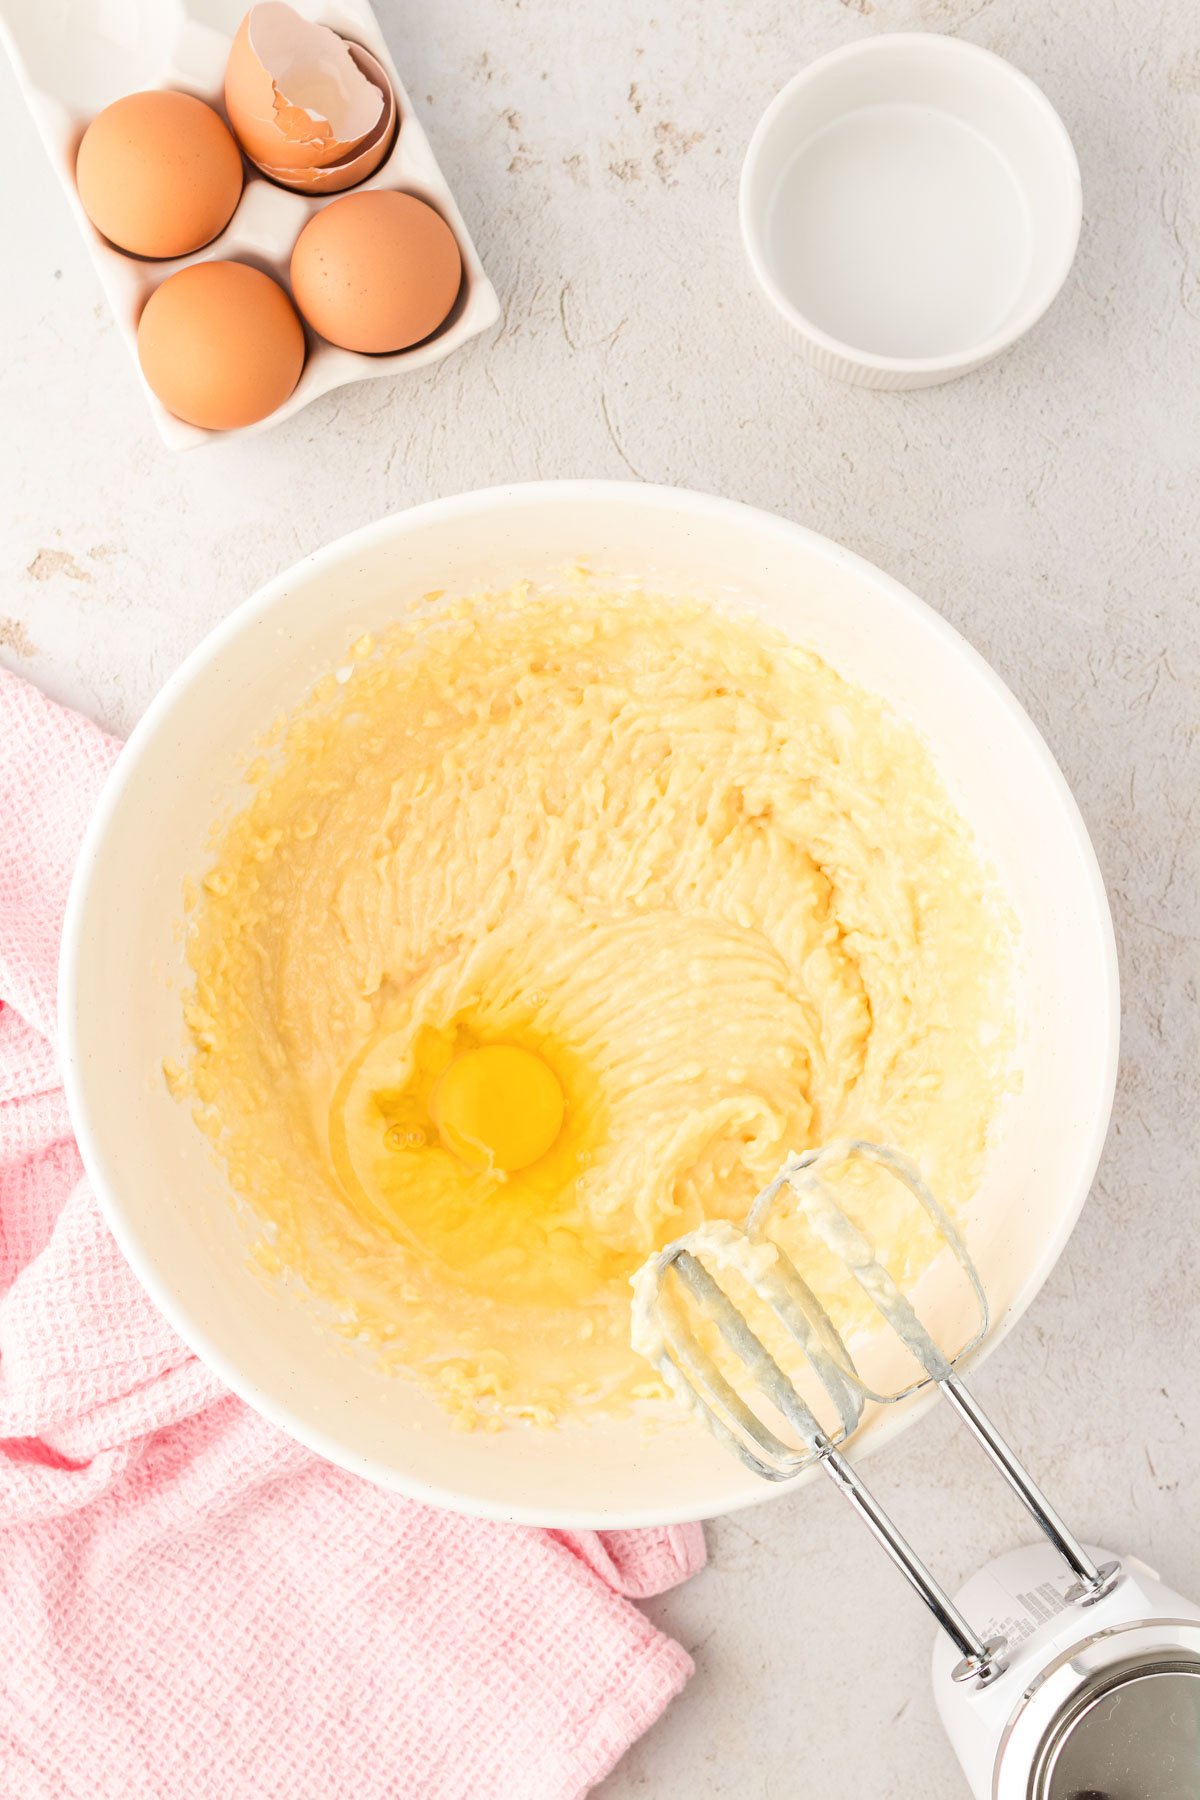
58,480,1119,1527
738,32,1084,376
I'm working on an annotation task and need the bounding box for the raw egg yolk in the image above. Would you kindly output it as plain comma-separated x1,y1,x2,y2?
433,1044,564,1173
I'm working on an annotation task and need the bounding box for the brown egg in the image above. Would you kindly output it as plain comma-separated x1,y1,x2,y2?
76,91,243,259
290,191,462,353
137,262,305,430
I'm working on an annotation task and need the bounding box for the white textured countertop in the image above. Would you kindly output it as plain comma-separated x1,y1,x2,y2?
3,1,1197,1794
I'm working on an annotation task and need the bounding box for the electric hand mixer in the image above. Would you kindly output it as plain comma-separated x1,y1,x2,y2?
633,1142,1200,1799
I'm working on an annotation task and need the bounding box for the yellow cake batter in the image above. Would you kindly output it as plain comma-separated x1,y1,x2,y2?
178,582,1014,1426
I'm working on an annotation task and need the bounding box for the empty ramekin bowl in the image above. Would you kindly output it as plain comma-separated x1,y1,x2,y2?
740,34,1082,388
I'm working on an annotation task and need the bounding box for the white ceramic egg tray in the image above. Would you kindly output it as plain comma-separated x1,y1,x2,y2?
1,0,500,449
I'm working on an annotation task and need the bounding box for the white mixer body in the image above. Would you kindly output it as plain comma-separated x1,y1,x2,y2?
932,1543,1200,1797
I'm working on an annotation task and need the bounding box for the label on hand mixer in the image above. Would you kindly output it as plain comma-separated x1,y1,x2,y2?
969,1567,1074,1653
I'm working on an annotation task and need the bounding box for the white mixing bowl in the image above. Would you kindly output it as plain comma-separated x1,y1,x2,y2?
59,482,1118,1527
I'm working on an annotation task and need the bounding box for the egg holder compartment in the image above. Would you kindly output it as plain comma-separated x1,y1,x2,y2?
1,0,500,449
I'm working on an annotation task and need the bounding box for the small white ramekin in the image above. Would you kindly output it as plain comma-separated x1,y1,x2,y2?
740,34,1082,389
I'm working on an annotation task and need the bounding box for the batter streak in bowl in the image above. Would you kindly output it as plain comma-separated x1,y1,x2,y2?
176,582,1015,1427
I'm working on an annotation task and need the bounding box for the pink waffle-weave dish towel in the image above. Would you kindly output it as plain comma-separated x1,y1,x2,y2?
0,667,705,1800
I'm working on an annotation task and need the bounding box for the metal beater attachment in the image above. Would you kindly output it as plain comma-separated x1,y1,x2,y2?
633,1141,1120,1688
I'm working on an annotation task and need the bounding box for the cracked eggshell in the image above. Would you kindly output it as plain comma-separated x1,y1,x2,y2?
248,44,396,195
224,2,390,188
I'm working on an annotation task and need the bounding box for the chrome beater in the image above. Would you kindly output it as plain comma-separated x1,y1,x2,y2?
632,1140,1121,1688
